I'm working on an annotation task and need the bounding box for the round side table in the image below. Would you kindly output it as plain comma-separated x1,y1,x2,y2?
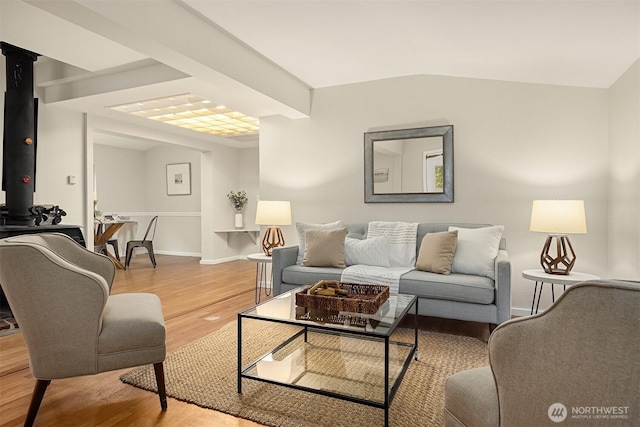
247,253,272,304
522,269,600,315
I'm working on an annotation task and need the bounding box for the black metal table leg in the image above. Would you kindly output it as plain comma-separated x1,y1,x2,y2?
237,314,242,393
254,263,261,304
414,297,419,361
384,336,390,427
265,263,272,297
530,281,539,315
535,281,544,314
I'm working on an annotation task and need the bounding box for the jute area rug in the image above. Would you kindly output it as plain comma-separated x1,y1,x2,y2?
121,320,488,427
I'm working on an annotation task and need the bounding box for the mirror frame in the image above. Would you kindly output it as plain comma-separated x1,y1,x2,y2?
364,125,454,203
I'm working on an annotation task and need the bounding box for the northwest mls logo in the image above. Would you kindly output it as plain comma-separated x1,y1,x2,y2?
548,403,568,422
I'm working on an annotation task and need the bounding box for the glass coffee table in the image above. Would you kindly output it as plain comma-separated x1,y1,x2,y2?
237,286,418,426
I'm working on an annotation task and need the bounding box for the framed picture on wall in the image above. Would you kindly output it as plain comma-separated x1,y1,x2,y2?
166,163,191,195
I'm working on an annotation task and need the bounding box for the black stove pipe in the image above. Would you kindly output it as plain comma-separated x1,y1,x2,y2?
1,42,39,226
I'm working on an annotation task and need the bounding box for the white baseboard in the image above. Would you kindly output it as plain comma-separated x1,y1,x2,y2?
200,255,245,265
150,250,201,257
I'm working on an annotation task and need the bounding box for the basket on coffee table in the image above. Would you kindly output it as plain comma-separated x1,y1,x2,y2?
295,282,390,314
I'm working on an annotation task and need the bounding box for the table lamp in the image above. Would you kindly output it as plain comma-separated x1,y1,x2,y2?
529,200,587,275
255,201,292,256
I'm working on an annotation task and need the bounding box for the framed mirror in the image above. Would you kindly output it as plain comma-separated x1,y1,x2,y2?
364,125,453,203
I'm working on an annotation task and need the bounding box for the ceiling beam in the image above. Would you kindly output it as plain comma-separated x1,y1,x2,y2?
42,61,189,104
25,0,311,118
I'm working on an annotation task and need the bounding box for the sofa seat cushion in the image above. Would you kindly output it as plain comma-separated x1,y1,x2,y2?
282,265,344,286
400,271,495,304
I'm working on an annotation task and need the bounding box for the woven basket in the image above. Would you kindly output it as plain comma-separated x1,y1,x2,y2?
295,283,390,314
295,307,381,329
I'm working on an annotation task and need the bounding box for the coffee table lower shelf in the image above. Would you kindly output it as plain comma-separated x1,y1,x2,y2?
237,320,417,426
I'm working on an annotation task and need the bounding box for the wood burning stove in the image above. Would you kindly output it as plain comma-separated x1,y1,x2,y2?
0,42,85,313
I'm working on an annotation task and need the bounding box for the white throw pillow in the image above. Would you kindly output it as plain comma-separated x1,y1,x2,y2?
345,236,391,267
295,220,344,264
449,226,504,279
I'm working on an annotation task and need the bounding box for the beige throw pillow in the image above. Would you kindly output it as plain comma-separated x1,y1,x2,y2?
301,228,347,268
295,220,344,264
416,230,458,275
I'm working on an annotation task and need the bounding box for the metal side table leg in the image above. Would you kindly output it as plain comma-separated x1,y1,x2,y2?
530,281,539,315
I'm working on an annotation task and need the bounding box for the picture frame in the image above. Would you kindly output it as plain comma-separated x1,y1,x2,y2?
166,163,191,196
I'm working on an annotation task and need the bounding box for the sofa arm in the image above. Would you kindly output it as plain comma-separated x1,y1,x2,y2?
271,246,299,296
494,249,511,324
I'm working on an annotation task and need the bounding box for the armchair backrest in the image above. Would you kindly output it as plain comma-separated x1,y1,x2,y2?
33,233,116,288
488,280,639,426
0,234,114,378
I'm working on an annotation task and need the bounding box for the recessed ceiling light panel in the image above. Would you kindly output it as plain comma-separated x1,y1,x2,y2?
109,94,259,137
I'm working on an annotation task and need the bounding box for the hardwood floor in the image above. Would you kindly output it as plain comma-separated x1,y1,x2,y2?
0,255,491,427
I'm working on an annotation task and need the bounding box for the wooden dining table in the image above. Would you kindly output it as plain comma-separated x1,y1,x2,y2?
94,220,137,269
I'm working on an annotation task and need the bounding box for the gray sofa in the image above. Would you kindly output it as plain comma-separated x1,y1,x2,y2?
272,223,511,325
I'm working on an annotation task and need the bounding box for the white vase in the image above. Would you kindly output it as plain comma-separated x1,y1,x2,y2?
235,213,243,229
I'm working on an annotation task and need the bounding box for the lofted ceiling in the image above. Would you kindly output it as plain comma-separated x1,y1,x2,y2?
1,0,638,150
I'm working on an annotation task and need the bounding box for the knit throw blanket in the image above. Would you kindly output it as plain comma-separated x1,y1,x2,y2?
341,221,418,294
341,265,411,295
367,221,418,267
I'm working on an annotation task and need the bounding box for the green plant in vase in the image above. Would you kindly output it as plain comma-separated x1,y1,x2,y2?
227,190,248,228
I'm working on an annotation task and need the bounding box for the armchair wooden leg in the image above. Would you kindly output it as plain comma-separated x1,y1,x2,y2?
153,362,167,411
25,379,50,427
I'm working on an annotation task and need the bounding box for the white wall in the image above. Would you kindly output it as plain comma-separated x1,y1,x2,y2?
238,147,260,227
142,145,202,257
608,59,640,280
205,145,262,263
260,74,610,315
94,144,146,213
32,103,86,227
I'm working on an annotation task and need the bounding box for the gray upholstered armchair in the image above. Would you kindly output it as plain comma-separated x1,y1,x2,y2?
444,280,639,427
0,233,167,427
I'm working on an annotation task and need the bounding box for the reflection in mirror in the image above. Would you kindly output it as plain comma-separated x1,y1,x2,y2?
365,125,453,203
373,136,443,194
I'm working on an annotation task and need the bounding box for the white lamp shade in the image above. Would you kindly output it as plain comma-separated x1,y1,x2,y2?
255,201,292,226
530,200,587,234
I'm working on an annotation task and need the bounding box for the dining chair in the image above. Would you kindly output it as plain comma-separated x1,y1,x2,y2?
93,218,121,260
0,233,167,427
125,215,159,269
